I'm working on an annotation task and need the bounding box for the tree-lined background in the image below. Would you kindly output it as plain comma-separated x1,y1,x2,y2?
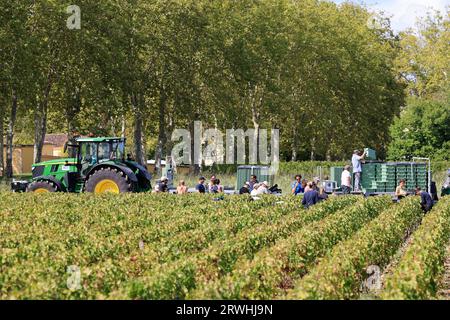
1,0,449,178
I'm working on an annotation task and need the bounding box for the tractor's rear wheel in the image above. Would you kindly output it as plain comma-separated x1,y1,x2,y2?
85,168,132,194
27,180,58,193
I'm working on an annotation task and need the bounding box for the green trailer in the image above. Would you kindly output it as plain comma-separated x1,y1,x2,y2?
236,165,274,191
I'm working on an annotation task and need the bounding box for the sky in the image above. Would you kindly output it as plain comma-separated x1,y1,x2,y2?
331,0,449,32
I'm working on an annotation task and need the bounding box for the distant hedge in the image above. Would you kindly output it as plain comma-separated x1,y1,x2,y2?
201,161,449,176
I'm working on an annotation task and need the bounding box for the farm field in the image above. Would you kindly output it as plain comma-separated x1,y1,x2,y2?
1,192,449,300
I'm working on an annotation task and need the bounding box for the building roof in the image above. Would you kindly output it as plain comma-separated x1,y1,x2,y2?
44,134,68,147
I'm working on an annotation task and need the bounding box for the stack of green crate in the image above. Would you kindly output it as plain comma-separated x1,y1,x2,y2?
361,163,378,192
396,164,409,191
364,148,377,160
378,164,388,182
407,167,417,190
415,164,428,190
330,167,344,187
361,162,379,192
384,164,397,192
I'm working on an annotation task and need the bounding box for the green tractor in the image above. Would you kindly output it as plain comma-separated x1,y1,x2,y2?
22,137,151,194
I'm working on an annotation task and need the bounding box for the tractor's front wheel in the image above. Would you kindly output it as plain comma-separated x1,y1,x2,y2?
85,168,132,194
27,180,58,193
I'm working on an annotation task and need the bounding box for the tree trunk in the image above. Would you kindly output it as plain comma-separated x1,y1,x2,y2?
66,86,81,135
190,113,201,175
6,90,18,178
66,86,81,158
154,91,167,176
0,105,4,177
132,93,146,166
164,104,175,170
251,104,260,164
34,68,54,164
326,149,332,161
249,84,264,164
310,136,316,161
292,126,298,161
121,114,126,138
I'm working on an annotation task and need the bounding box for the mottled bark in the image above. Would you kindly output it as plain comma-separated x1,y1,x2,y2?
310,136,316,161
292,126,298,161
5,90,18,178
34,67,54,164
131,93,146,166
0,106,4,177
154,91,167,176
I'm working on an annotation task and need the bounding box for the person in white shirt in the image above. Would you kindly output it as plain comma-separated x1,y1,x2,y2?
341,165,352,194
351,150,365,192
250,183,260,197
257,181,270,195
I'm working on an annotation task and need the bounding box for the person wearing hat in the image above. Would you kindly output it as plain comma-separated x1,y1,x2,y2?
239,182,251,195
156,176,169,193
352,149,366,192
341,165,352,194
196,176,206,193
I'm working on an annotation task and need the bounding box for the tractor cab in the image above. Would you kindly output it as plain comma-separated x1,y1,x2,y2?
24,137,152,194
76,137,126,176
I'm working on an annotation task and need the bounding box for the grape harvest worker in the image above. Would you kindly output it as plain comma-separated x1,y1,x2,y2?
155,176,169,193
195,176,206,193
208,175,217,193
257,181,270,195
239,182,251,194
302,182,319,209
215,179,224,193
415,187,433,213
249,175,259,191
177,180,188,194
395,179,407,199
341,165,352,194
318,187,328,202
352,149,366,192
291,175,304,195
250,183,260,196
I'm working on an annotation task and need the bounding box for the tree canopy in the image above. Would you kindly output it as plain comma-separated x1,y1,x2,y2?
1,0,446,175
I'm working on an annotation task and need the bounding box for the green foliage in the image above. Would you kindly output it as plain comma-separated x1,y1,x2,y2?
190,196,388,299
395,11,450,99
112,196,356,299
387,99,450,161
1,191,449,300
288,197,423,299
0,0,406,164
381,196,450,299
